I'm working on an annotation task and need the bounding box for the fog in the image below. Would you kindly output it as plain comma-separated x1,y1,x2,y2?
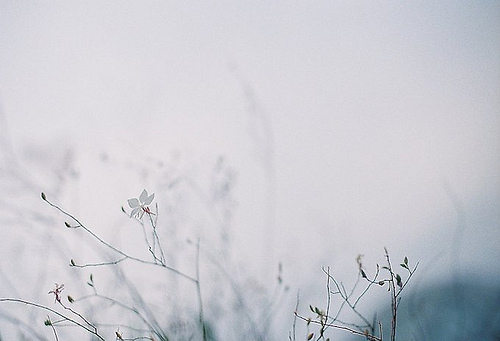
0,1,499,340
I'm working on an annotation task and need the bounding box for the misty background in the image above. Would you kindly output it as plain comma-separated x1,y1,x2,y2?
0,1,499,340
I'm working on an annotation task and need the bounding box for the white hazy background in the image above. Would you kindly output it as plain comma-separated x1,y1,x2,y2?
0,1,499,340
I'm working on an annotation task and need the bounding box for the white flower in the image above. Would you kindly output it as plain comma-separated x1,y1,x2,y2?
128,189,155,219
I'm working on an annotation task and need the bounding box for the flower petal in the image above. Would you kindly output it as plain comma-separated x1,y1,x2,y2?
144,193,155,205
128,198,140,208
130,207,140,218
139,189,148,203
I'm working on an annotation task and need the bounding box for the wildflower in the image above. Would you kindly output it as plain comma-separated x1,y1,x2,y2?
127,189,155,219
48,283,65,303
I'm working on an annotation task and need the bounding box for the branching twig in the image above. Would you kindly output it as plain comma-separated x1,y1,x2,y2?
295,250,418,341
294,312,382,341
42,193,196,283
0,298,105,340
42,192,210,340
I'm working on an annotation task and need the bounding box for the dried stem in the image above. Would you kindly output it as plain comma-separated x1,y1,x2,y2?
43,194,196,283
295,249,418,341
0,298,105,340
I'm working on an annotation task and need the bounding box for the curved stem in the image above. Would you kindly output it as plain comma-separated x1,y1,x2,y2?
43,195,196,283
0,298,105,340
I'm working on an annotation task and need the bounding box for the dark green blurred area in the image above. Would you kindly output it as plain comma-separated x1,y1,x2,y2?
349,281,500,341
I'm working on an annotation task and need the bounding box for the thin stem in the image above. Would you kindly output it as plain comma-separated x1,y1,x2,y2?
46,315,59,341
58,301,97,335
294,312,381,341
395,262,419,299
75,293,159,337
290,291,299,341
148,203,165,264
195,239,207,341
384,248,397,341
326,270,372,328
0,298,105,340
43,195,197,283
71,257,127,268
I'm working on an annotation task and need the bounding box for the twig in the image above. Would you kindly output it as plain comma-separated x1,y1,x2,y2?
290,290,299,341
294,312,381,341
42,193,196,283
195,238,207,341
384,249,397,341
0,298,105,340
46,315,59,341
